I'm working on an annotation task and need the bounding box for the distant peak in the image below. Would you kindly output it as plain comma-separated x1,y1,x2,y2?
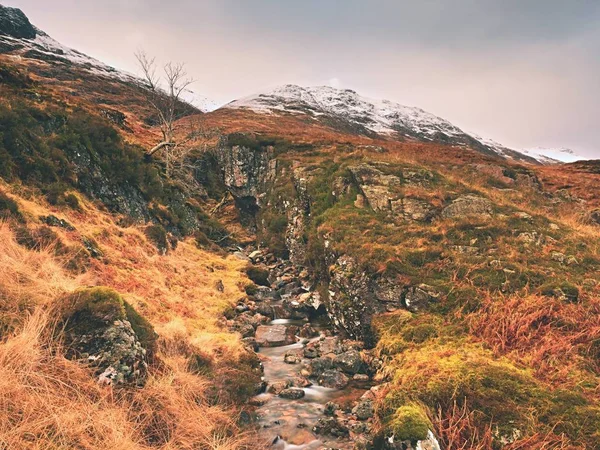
0,4,36,39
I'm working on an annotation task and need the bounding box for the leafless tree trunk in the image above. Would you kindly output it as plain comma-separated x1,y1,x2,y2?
135,50,195,176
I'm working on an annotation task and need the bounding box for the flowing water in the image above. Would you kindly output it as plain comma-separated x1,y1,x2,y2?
254,319,371,449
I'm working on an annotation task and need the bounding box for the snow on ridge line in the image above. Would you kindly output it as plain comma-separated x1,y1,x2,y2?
228,85,588,164
228,84,466,137
1,23,218,112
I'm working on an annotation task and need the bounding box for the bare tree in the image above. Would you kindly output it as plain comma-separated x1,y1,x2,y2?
135,50,195,176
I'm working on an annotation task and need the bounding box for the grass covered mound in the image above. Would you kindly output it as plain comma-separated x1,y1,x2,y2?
374,311,600,448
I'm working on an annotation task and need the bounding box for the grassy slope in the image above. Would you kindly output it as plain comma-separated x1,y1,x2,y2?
0,182,261,449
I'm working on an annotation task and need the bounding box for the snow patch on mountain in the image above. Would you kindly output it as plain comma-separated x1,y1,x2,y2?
227,85,586,165
229,84,466,138
519,147,583,164
180,89,220,113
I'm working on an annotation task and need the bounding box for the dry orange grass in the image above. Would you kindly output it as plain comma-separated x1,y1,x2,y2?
465,293,600,388
0,187,262,449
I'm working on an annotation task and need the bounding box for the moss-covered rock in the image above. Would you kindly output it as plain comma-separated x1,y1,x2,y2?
387,404,431,442
60,287,157,385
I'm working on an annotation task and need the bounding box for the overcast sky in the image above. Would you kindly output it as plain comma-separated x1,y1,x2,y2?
7,0,600,158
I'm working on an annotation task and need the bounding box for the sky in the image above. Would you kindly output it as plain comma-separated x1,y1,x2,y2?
7,0,600,158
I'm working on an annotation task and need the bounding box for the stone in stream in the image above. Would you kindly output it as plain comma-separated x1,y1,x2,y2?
278,388,306,399
291,375,312,388
324,402,340,416
255,324,297,347
268,380,291,395
353,399,374,420
318,370,350,389
303,346,320,359
284,350,302,364
334,349,363,375
306,355,335,376
313,417,349,437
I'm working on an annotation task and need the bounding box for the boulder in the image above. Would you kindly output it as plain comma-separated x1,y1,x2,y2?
313,417,349,437
284,351,302,364
268,380,291,395
60,287,156,386
353,399,374,420
279,388,306,399
391,197,435,222
318,370,350,389
441,195,493,219
334,350,363,375
255,324,297,347
307,356,336,377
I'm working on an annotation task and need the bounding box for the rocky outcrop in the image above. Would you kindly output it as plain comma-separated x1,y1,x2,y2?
215,139,270,198
349,164,436,222
60,287,157,386
442,194,493,218
404,284,441,313
0,5,37,39
255,324,297,347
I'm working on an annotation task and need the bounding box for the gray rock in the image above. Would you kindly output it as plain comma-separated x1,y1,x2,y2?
318,370,350,389
279,388,305,399
255,324,297,347
313,417,349,437
334,350,363,375
353,399,374,420
442,195,493,219
404,284,440,312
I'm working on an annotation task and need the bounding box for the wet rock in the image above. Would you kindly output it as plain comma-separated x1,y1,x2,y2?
318,370,350,389
318,336,342,355
307,355,336,377
404,284,440,312
334,349,363,375
242,337,259,352
442,195,493,219
284,351,302,364
313,417,349,437
298,323,318,338
268,380,291,395
353,399,374,420
255,324,297,347
291,375,312,388
324,402,340,416
304,346,320,359
279,388,306,400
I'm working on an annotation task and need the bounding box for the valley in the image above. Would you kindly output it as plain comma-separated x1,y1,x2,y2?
1,3,600,450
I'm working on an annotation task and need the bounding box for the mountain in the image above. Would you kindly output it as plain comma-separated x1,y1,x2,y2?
225,84,565,165
0,4,216,114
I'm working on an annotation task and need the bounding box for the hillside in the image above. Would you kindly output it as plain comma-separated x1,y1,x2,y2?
1,4,600,450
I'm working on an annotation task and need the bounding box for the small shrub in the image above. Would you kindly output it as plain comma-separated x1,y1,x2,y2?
0,191,24,222
539,281,579,303
144,224,168,254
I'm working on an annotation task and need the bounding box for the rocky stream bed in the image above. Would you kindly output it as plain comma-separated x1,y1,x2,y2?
226,248,441,450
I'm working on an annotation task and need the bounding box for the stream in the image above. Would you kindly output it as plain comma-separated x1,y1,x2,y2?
230,248,440,450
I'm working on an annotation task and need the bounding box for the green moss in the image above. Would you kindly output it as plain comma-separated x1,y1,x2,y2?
61,287,157,356
388,404,431,442
539,281,579,302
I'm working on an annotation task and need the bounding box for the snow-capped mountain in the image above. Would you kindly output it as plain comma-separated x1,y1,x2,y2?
226,85,584,165
520,148,583,164
0,4,216,112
